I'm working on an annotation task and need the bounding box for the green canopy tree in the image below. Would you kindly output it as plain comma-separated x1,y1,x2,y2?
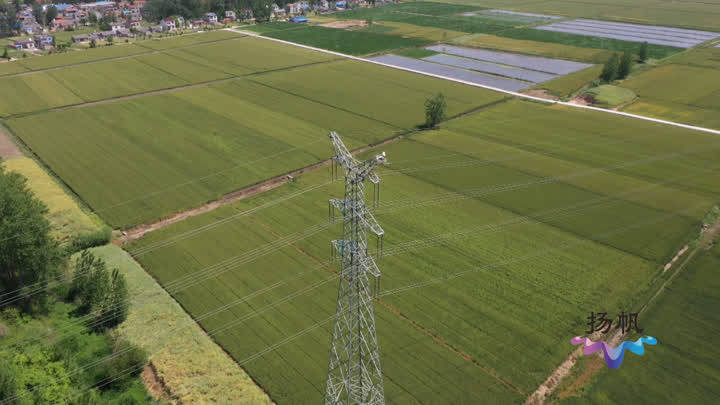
600,53,619,82
69,251,128,330
639,41,649,63
618,51,633,79
424,92,447,128
0,166,61,312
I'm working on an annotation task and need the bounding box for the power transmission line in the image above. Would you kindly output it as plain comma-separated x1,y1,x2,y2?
325,132,387,405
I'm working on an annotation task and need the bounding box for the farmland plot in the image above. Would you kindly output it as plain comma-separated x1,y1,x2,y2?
127,98,720,404
558,242,720,404
620,63,720,129
535,19,719,48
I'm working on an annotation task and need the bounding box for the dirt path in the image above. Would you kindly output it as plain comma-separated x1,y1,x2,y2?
527,215,720,403
118,135,403,244
0,126,21,159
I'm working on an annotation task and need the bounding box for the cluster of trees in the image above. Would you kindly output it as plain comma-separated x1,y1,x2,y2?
0,166,148,403
32,4,56,27
0,0,21,38
599,42,649,83
143,0,320,22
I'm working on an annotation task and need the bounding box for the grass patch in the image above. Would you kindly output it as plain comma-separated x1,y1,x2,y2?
6,58,502,228
127,98,720,403
534,65,602,98
496,28,682,60
1,157,105,246
559,242,720,404
619,63,720,129
263,25,431,55
91,245,272,404
584,85,636,107
450,34,617,63
393,47,439,59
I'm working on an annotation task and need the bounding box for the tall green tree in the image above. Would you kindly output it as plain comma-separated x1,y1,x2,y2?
618,51,633,79
69,251,128,330
0,366,17,405
0,167,61,311
424,92,447,128
44,5,56,26
600,53,619,82
639,41,649,63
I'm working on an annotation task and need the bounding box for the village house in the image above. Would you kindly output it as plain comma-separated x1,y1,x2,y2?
271,4,286,17
10,39,36,50
286,3,301,14
71,34,92,43
225,10,236,21
34,34,54,49
125,20,141,30
160,17,176,31
110,22,124,32
204,12,218,24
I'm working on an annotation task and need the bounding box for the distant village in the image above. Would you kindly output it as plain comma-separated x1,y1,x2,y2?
6,0,390,52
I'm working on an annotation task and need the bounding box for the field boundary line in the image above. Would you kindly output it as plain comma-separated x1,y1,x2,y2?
526,214,719,404
0,34,247,79
226,28,720,137
119,135,404,243
1,59,339,120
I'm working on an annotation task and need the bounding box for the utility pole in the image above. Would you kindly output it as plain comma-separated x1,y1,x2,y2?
325,131,386,405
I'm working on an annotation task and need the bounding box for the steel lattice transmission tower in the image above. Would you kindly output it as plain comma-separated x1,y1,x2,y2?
325,131,387,405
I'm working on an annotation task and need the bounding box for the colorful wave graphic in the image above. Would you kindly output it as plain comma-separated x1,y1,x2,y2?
571,336,657,369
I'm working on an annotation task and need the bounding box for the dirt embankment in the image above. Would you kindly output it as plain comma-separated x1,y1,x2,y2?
320,20,368,29
118,135,404,244
0,127,22,159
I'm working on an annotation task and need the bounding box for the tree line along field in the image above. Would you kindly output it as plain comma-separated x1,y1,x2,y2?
434,0,720,32
557,240,720,404
618,46,720,130
92,245,272,404
126,97,720,404
5,55,506,228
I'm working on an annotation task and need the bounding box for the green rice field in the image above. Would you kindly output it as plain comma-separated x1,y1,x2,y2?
559,241,720,404
620,48,720,130
126,98,720,403
5,57,504,228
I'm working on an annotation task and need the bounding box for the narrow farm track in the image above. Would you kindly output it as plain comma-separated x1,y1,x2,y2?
226,28,720,136
0,33,247,79
0,125,21,158
526,216,720,404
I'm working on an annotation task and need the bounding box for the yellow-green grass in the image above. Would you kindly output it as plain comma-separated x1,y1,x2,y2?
662,46,720,69
450,34,616,63
6,44,150,73
557,242,720,404
251,59,508,129
126,97,720,401
533,65,602,98
89,245,271,404
435,0,720,32
134,29,243,50
378,21,468,41
0,60,30,76
623,100,720,132
0,73,84,117
584,85,636,107
1,157,103,245
620,64,720,129
5,55,504,228
0,36,336,117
